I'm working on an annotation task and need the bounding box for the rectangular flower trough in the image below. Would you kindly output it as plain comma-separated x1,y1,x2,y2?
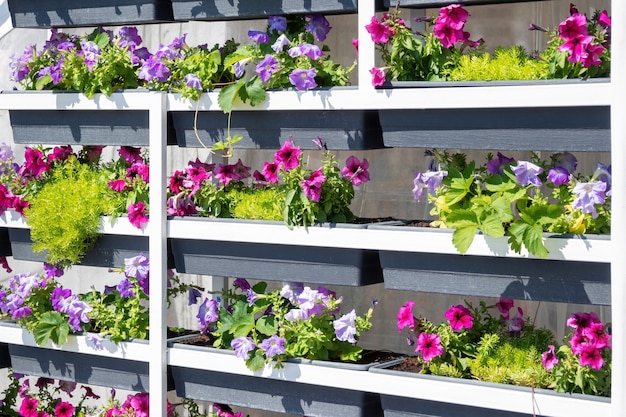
171,109,385,150
169,339,383,417
7,0,174,28
171,0,385,20
382,0,548,8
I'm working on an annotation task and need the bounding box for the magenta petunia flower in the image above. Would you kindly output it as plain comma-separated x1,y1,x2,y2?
108,179,129,192
437,4,469,30
445,304,474,331
558,13,588,41
215,163,238,186
582,322,611,349
512,161,543,186
49,145,74,162
289,68,317,91
19,148,50,179
128,201,148,229
397,301,416,332
301,169,326,202
433,22,467,48
598,10,611,29
558,35,595,64
580,42,604,68
274,141,301,171
365,16,392,43
341,156,370,186
566,311,600,330
508,307,525,334
55,401,75,417
19,397,39,417
416,332,444,362
118,146,143,164
572,181,606,218
496,298,514,319
578,345,604,370
129,392,150,417
261,161,280,183
541,345,559,371
370,67,386,87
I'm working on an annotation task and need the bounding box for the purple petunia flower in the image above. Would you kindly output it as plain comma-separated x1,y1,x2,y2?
124,253,149,281
188,287,202,305
233,278,251,291
547,166,570,187
80,40,100,72
260,334,286,358
572,181,606,218
184,73,202,90
138,56,171,82
305,15,332,41
333,309,357,343
233,60,247,78
288,44,322,60
486,152,514,175
117,279,136,298
117,27,142,49
248,30,270,44
551,152,578,174
271,34,291,53
232,337,256,360
256,55,280,83
512,161,543,186
268,16,287,33
86,332,104,350
197,298,219,333
246,289,258,305
289,68,317,91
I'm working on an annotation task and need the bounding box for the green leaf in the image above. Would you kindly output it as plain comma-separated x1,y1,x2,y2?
523,223,548,258
256,316,278,337
452,225,478,254
479,214,505,238
217,80,244,114
33,311,69,346
35,75,52,91
247,352,266,372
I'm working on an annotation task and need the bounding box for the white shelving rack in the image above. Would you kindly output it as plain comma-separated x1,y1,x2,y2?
0,0,622,416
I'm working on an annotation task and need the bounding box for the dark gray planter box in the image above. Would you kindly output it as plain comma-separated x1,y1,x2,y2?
0,228,11,257
377,80,610,152
171,109,384,150
0,343,10,369
383,0,547,8
8,108,177,146
7,0,174,28
172,0,384,20
7,343,172,391
370,360,609,417
7,228,174,269
370,224,610,305
170,342,383,417
170,218,383,286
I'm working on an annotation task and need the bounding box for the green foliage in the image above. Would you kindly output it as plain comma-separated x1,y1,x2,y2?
0,370,20,417
208,280,375,371
417,150,611,257
447,46,549,81
25,156,119,267
230,187,285,221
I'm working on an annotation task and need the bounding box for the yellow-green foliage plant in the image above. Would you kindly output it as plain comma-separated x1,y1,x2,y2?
26,156,121,267
447,46,549,81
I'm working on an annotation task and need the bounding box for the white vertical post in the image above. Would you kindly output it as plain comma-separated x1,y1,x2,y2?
611,0,625,415
148,92,168,417
357,0,377,92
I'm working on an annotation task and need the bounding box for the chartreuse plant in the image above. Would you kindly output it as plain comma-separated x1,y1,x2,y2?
196,279,375,371
447,46,548,81
25,155,121,267
413,150,610,257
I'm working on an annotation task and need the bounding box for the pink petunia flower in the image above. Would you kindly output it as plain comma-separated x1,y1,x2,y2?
541,344,559,371
397,301,416,332
416,332,444,362
128,201,148,229
445,304,474,331
341,156,370,186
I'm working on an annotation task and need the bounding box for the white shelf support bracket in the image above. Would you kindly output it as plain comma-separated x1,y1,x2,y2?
357,0,376,93
148,91,168,417
611,0,625,415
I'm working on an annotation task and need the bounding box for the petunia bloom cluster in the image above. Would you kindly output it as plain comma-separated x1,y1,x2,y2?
412,149,611,257
167,138,370,228
555,5,611,68
195,278,375,371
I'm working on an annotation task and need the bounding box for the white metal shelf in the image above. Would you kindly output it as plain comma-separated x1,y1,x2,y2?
167,346,610,417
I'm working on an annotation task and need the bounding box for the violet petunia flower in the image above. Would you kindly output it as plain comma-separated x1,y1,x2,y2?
117,27,142,49
547,166,570,187
138,56,171,82
124,253,149,281
197,298,219,333
486,152,514,175
289,68,317,91
256,55,280,83
334,309,358,343
288,44,322,60
416,333,444,362
512,161,543,187
260,334,286,358
551,152,577,174
572,181,606,218
184,73,202,90
248,30,270,44
268,16,287,33
117,279,136,298
188,287,202,305
232,337,256,360
271,34,291,53
306,15,331,41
